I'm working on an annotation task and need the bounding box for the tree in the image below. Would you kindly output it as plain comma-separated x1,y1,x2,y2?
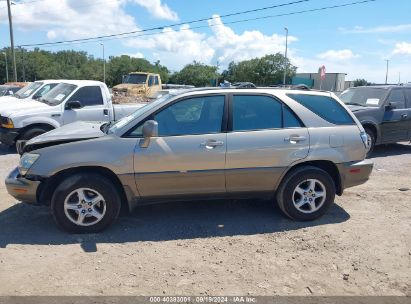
169,61,218,87
353,79,370,87
221,53,296,86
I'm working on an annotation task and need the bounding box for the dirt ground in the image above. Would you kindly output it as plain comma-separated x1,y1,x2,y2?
0,143,410,296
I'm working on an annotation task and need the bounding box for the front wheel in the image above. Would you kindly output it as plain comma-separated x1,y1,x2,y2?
51,173,121,233
276,166,336,221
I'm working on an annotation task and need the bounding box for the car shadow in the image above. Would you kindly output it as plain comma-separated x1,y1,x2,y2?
370,142,411,158
0,144,16,155
0,199,350,252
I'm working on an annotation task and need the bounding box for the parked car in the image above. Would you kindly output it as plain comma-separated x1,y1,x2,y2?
0,80,60,104
0,80,145,148
339,85,411,154
5,87,373,233
0,85,21,97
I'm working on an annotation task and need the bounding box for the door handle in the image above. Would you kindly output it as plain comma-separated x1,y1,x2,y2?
200,140,224,149
284,135,306,143
401,113,408,120
103,109,109,115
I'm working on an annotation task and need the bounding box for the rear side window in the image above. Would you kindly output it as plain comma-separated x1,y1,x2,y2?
405,89,411,108
231,95,303,131
68,86,103,106
287,94,355,125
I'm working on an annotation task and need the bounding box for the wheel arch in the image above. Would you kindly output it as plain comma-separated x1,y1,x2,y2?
279,160,342,196
361,121,380,144
37,166,131,214
16,123,55,140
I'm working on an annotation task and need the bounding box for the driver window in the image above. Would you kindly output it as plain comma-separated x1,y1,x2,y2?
128,95,225,137
387,90,405,109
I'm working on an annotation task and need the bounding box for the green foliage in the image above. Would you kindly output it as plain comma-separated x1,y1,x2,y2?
221,53,296,86
0,47,169,87
169,61,218,87
0,48,294,88
353,78,370,87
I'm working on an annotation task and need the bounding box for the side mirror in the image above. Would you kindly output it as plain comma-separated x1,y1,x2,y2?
139,120,158,148
385,101,402,111
65,100,82,110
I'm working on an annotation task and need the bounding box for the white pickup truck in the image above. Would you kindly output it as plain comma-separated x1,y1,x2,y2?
0,80,61,105
0,80,145,146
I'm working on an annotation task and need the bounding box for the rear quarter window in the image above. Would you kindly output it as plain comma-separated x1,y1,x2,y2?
286,94,355,125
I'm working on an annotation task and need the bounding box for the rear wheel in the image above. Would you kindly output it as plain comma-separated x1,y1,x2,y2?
51,173,121,233
276,166,336,221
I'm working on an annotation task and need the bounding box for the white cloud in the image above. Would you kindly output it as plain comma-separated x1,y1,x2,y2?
317,49,359,61
126,52,145,58
393,42,411,55
0,0,178,41
133,0,178,21
125,15,296,70
340,24,411,34
0,0,136,40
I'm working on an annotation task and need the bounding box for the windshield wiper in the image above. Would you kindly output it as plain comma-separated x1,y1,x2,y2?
345,102,365,107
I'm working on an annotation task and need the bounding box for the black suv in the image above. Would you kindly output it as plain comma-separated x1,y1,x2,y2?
340,85,411,154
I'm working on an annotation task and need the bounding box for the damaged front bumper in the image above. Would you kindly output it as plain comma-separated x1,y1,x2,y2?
5,167,40,204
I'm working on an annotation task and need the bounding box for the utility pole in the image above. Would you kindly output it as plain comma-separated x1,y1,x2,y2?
6,0,17,82
385,59,389,84
283,27,288,86
100,43,105,83
215,60,219,87
2,52,8,83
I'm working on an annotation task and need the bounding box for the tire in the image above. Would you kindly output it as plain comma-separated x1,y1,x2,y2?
51,173,121,233
276,166,336,221
19,127,50,141
364,127,376,157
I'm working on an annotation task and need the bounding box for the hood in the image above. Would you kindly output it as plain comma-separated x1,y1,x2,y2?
21,121,107,154
0,100,48,117
113,83,145,90
347,104,370,112
28,121,106,146
0,96,20,104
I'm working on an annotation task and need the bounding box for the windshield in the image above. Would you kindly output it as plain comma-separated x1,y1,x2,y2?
14,82,43,99
339,87,388,107
124,74,148,84
107,93,175,134
41,83,77,106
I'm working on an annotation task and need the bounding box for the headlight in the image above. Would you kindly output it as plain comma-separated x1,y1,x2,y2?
1,117,14,128
18,153,40,175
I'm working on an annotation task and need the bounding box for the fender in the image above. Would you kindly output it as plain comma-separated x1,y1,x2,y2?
360,119,381,144
19,116,61,129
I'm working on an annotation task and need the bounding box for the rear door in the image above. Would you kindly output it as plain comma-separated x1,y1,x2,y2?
132,94,227,197
63,86,111,124
381,89,409,142
225,94,309,193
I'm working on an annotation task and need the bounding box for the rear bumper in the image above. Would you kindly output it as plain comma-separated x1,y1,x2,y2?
0,127,19,146
5,167,40,204
338,159,374,190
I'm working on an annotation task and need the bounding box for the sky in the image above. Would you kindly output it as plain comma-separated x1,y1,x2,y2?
0,0,410,83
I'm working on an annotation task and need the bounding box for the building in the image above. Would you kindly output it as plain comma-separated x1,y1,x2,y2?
292,73,347,92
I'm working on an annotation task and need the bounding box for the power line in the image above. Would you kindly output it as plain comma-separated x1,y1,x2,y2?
18,0,314,47
22,0,377,49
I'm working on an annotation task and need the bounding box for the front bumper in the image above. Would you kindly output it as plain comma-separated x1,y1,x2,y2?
0,127,20,146
338,159,374,190
5,167,40,204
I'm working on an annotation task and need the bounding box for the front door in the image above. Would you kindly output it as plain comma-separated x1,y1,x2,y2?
133,94,227,197
381,89,409,143
226,94,309,193
404,88,411,140
63,86,111,124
